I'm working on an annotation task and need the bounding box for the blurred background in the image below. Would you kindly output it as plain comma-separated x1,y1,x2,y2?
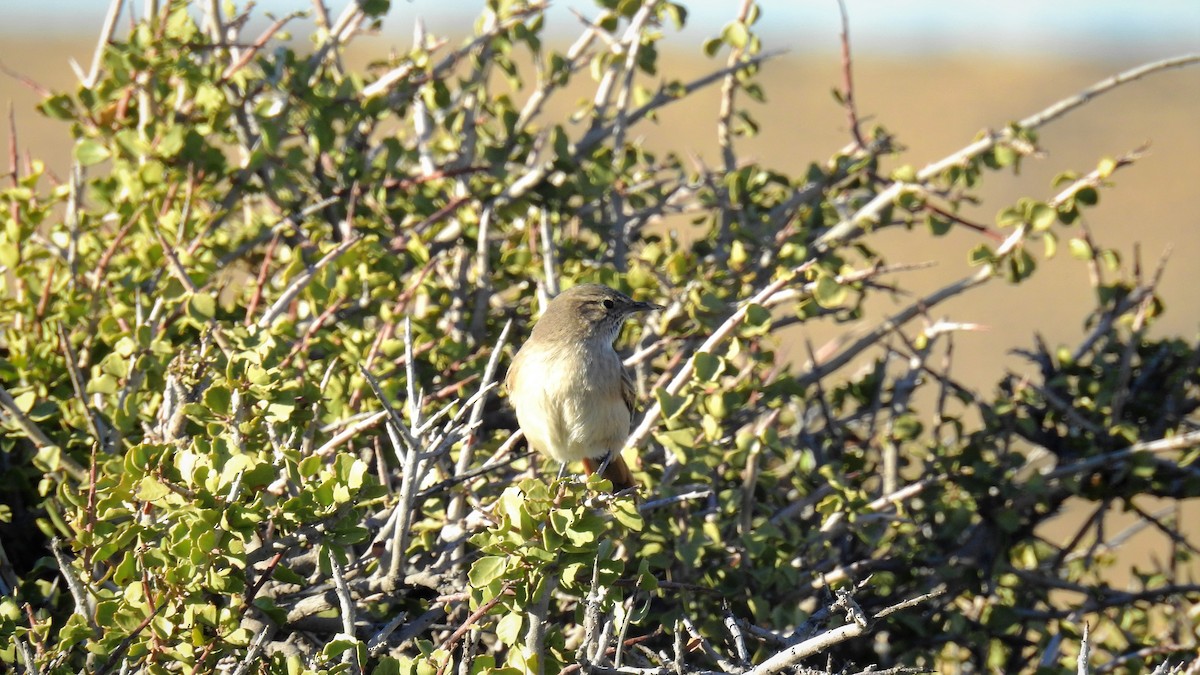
3,1,1199,582
11,0,1200,58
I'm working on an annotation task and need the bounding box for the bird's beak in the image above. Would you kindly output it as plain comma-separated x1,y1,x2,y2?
629,299,664,313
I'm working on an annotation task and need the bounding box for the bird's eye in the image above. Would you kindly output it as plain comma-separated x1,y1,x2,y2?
602,298,615,309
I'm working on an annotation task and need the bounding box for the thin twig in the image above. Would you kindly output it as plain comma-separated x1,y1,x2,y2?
0,387,86,480
815,55,1199,252
312,410,389,457
329,550,361,674
86,0,125,88
607,0,657,268
799,221,1032,387
538,211,560,297
525,572,556,673
228,622,274,675
626,264,811,463
712,0,756,267
744,623,865,675
258,235,361,327
1045,429,1200,481
447,321,512,550
836,0,866,149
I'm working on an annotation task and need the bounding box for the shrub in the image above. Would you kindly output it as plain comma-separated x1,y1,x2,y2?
2,1,1199,673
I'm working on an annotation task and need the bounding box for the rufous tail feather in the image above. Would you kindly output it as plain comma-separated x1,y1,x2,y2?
582,453,637,492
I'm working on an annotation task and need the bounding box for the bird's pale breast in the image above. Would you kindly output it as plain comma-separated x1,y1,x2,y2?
509,341,630,463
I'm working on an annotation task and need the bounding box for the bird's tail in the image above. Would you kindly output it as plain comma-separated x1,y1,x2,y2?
582,452,637,492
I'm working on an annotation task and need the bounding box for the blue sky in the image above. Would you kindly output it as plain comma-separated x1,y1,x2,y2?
7,1,1199,58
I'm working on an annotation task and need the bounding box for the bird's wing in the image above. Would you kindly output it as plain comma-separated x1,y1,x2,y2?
504,346,523,394
620,366,637,432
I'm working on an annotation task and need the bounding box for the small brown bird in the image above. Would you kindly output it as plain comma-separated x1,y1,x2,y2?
505,284,662,491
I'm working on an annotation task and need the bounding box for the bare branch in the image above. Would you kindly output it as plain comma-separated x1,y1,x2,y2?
626,263,812,463
815,55,1199,252
85,0,125,88
258,236,361,327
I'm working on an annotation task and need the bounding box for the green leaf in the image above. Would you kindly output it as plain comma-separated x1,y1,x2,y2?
360,0,390,17
1051,170,1079,187
32,445,66,475
996,207,1022,228
495,611,524,646
1057,203,1080,224
663,3,688,29
90,373,119,395
693,353,722,382
892,414,923,440
551,125,570,163
703,393,729,419
136,476,171,502
548,509,575,535
1075,186,1099,206
1043,231,1058,258
813,276,846,308
746,3,761,25
891,164,917,182
1099,248,1120,272
994,508,1020,533
321,634,365,662
468,555,508,589
298,454,322,478
968,244,994,266
374,657,403,675
1027,202,1056,231
611,497,643,532
721,21,748,49
1068,238,1092,260
744,303,771,329
346,458,368,490
616,0,641,17
654,388,691,420
189,293,216,320
927,214,951,236
272,565,306,587
1006,249,1037,282
562,518,599,548
992,145,1018,168
252,597,288,625
265,400,296,423
38,93,75,120
204,385,231,415
654,428,696,463
74,139,111,166
0,242,18,268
